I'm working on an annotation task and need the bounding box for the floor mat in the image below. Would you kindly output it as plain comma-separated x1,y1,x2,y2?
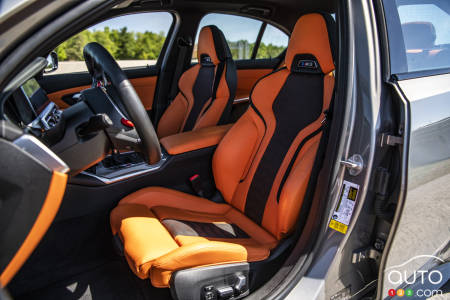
14,260,171,300
9,213,116,294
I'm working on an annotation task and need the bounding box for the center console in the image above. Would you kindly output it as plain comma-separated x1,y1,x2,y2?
72,124,232,187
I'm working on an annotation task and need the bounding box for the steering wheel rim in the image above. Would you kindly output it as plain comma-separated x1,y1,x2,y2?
83,42,161,164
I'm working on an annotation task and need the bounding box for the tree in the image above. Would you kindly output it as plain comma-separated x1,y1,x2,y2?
55,27,167,61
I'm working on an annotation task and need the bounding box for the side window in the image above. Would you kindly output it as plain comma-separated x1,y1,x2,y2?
385,0,450,73
256,24,289,59
192,13,288,62
53,12,173,75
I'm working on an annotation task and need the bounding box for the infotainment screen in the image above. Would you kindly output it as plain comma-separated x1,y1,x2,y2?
21,78,48,113
21,78,40,99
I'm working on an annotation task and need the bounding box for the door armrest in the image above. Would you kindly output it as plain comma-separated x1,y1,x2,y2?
160,124,232,155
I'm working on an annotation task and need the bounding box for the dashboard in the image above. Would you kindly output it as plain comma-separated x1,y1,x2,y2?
3,70,142,177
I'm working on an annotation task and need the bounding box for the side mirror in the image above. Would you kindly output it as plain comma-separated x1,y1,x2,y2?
44,51,58,74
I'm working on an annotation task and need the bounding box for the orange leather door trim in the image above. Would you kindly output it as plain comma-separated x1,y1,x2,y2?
129,77,157,110
0,171,67,286
235,69,272,101
47,76,157,110
48,85,90,109
160,124,232,155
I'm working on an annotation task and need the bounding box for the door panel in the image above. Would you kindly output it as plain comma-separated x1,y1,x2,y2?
234,58,283,103
0,133,68,287
40,66,160,110
382,74,450,296
235,68,272,101
380,0,450,297
127,76,158,110
45,75,158,110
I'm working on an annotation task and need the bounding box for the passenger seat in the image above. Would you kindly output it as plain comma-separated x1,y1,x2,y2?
157,26,237,138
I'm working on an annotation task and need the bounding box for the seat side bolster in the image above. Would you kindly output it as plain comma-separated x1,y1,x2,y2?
117,187,231,215
156,92,189,138
277,134,321,238
157,65,199,138
150,241,267,287
212,112,263,204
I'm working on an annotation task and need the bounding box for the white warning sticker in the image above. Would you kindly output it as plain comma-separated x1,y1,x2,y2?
329,180,359,234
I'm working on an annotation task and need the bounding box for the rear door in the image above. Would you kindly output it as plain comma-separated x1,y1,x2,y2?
192,13,288,114
39,12,174,114
379,0,450,298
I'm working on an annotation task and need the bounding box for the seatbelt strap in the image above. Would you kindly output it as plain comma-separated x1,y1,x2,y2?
168,36,192,102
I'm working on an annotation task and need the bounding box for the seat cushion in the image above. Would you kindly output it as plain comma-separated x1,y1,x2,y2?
110,187,277,287
111,204,179,279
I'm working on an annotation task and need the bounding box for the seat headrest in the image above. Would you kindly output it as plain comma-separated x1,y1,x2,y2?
401,22,436,50
286,13,335,74
197,25,232,65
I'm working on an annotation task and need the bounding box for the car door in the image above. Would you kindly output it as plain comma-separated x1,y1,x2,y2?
379,0,450,298
191,13,288,119
0,122,69,288
38,12,174,115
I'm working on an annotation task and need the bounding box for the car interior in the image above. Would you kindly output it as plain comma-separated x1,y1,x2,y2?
0,0,345,299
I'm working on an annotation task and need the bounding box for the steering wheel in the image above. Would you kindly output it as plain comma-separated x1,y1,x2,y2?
83,42,161,164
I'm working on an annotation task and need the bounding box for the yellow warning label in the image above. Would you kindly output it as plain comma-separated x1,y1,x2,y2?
329,180,359,234
329,219,348,234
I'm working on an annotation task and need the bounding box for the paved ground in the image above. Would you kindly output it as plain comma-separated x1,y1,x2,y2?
53,60,157,75
383,159,450,298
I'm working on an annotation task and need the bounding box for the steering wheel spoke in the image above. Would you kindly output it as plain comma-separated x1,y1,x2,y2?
83,42,162,164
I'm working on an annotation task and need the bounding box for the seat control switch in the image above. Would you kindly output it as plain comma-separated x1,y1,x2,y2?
203,285,217,300
234,274,247,293
217,286,234,299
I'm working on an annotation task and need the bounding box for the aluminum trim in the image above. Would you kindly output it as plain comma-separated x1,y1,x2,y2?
233,97,250,104
80,155,167,184
13,134,69,173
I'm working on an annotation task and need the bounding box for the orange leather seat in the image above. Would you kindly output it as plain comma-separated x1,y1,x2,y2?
111,13,336,288
157,26,237,138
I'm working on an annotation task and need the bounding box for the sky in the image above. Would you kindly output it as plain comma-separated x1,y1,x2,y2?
90,12,173,35
0,0,28,17
88,12,288,46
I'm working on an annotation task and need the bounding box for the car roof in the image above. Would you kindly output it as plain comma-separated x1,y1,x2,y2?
128,0,336,33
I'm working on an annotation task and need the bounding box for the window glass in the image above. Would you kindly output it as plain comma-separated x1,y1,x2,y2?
192,13,262,62
256,24,288,59
393,0,450,73
0,0,29,17
53,12,173,74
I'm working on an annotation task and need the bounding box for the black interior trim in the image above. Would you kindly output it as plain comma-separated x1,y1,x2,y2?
0,138,53,274
218,58,237,125
182,63,215,131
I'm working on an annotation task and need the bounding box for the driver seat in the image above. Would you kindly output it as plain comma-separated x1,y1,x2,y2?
156,25,237,138
110,13,335,288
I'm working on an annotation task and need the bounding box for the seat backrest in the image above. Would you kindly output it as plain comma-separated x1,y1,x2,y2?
212,13,335,240
157,26,237,138
402,21,436,50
